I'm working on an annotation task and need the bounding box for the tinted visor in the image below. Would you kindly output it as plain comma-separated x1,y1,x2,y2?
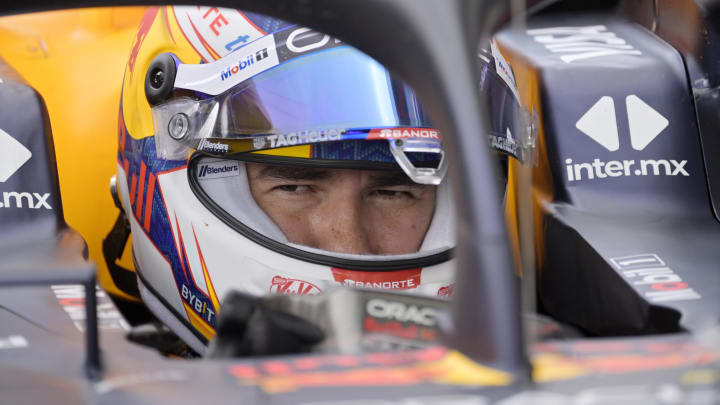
218,46,432,137
153,46,435,156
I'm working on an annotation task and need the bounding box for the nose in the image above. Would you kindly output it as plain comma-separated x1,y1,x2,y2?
307,191,372,255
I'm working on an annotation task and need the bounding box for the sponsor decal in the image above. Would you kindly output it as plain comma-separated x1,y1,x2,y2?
274,27,344,63
197,160,239,179
0,128,52,210
610,253,701,302
527,25,642,63
174,26,343,96
252,137,267,149
229,346,447,376
0,128,32,182
566,158,688,182
365,298,438,327
0,191,52,209
174,34,279,96
197,7,228,36
269,276,321,296
225,35,251,51
0,335,28,349
566,95,687,182
169,217,221,339
367,128,441,141
173,6,265,61
533,340,716,381
197,138,229,153
362,297,441,346
489,128,519,159
437,284,455,297
265,128,344,148
181,283,216,324
220,47,269,81
490,39,520,101
331,268,421,290
51,285,130,331
228,346,511,393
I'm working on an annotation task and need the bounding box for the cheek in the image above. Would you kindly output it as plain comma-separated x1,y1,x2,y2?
364,200,435,254
269,207,317,245
251,194,315,245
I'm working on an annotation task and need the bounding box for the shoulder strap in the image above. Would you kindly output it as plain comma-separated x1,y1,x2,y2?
102,211,140,298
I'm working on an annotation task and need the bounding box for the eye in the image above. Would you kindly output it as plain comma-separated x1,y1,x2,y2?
274,185,311,193
370,189,415,199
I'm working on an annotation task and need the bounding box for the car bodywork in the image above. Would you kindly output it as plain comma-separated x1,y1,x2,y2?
0,0,719,404
0,7,148,302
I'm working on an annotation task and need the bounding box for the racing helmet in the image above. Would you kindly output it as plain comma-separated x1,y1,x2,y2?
117,6,534,353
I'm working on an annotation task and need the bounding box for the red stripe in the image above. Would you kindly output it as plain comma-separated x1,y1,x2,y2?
118,108,126,153
122,158,130,176
161,7,176,44
143,173,156,232
237,10,265,35
137,162,147,215
156,164,188,176
128,8,160,80
191,227,214,301
129,174,138,207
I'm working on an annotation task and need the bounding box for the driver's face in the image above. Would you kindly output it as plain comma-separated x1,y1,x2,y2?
246,163,437,255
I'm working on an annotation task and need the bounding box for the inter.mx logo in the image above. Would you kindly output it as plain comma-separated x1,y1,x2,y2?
565,95,689,182
0,128,52,209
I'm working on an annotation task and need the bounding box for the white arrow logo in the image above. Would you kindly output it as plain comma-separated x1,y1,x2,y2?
566,95,686,182
575,94,668,151
0,128,32,182
626,95,669,150
575,96,619,151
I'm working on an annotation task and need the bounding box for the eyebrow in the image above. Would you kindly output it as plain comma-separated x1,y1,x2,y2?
256,166,332,181
366,171,420,188
254,165,425,187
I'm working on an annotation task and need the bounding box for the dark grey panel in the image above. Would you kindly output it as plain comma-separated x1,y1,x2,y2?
497,17,720,335
0,60,64,245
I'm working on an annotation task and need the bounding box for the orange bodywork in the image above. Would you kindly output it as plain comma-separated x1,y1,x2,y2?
0,7,146,300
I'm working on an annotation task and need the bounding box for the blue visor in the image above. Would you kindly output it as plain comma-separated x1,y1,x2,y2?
212,45,433,137
153,44,437,151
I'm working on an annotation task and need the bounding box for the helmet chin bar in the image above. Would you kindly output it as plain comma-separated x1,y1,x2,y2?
389,138,447,185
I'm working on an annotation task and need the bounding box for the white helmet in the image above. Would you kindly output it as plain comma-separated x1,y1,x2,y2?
117,7,458,353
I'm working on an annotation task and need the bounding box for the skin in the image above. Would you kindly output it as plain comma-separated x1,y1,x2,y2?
246,163,437,255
